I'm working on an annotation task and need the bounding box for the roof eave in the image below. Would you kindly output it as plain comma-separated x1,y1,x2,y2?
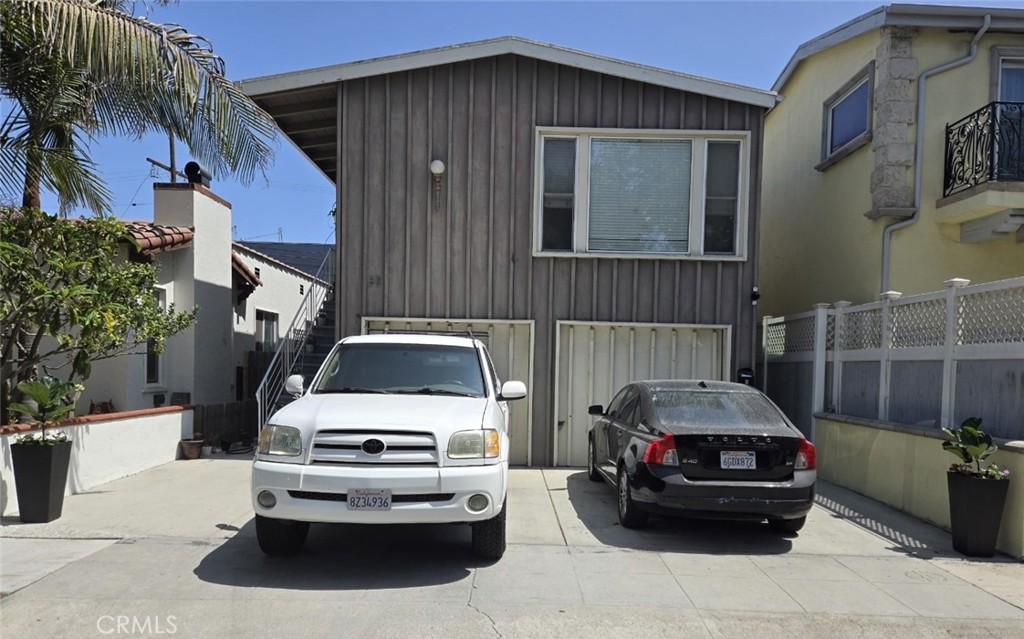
241,35,777,109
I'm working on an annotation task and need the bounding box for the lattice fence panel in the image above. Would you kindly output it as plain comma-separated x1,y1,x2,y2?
826,315,836,351
891,298,946,348
764,317,816,355
841,308,882,350
958,285,1024,345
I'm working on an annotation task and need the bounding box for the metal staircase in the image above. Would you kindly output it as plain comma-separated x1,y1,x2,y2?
255,248,335,427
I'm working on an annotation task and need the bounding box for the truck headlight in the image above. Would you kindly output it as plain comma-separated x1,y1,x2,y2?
258,425,303,456
447,429,500,459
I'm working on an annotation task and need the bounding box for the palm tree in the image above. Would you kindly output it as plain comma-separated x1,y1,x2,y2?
0,0,277,213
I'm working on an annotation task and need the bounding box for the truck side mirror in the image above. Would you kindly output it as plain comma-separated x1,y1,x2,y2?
284,374,304,397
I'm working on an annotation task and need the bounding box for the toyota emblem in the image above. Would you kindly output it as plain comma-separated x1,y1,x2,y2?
361,438,386,455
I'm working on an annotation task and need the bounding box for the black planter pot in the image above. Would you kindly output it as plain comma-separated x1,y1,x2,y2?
947,471,1010,557
11,440,73,523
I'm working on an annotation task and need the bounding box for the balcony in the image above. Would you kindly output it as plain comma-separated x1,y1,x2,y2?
938,102,1024,242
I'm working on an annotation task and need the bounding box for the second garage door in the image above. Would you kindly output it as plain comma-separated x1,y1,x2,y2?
553,321,730,467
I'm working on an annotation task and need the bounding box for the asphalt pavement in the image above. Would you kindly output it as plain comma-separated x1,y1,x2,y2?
1,457,1022,638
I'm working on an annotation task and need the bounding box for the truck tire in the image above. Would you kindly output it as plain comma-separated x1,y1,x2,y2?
256,515,309,556
472,500,506,560
768,515,806,534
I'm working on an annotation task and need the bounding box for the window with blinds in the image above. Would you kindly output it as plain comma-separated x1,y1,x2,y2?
589,139,691,253
535,128,747,258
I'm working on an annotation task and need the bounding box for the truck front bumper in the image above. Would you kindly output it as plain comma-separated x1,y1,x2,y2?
252,460,507,524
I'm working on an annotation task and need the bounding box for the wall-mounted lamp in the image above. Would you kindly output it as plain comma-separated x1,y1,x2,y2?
430,159,445,210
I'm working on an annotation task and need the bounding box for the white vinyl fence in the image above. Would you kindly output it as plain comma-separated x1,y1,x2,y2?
762,277,1024,440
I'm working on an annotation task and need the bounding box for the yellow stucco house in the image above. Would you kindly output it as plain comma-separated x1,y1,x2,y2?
761,3,1024,318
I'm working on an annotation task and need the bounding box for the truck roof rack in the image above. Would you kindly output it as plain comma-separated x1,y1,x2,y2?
372,328,490,341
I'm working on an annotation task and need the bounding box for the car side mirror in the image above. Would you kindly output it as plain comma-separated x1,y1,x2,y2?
498,380,527,401
588,404,604,416
284,374,304,397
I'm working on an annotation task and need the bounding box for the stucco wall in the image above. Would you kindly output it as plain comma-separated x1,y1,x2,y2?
0,407,193,517
815,414,1024,559
761,28,1024,319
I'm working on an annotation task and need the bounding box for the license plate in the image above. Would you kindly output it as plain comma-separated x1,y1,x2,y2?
720,451,756,470
347,489,392,510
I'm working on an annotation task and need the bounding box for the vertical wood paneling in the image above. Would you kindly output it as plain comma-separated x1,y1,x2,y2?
336,53,764,464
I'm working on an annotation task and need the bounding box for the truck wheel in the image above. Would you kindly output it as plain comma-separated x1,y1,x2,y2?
472,500,506,560
256,515,309,555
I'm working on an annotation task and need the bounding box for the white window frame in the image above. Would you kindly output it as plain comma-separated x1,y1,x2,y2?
990,48,1024,101
818,62,874,170
532,127,750,261
255,308,280,353
144,287,167,390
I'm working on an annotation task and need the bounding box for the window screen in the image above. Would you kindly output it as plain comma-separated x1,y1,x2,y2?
542,138,576,251
704,141,740,254
588,138,691,253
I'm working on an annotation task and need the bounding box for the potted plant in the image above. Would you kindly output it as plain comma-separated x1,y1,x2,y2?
7,376,79,523
179,432,204,460
942,417,1011,557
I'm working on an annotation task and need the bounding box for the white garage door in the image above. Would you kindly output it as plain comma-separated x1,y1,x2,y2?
554,321,730,467
362,318,535,466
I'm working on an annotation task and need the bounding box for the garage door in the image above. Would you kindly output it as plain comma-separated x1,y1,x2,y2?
362,318,535,466
554,321,731,467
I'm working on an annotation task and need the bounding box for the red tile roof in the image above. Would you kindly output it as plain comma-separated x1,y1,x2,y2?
232,251,263,288
124,221,194,255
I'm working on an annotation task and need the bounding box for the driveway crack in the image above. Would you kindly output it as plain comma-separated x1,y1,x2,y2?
468,571,503,639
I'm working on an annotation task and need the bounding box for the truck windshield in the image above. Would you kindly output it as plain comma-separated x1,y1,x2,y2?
313,343,486,397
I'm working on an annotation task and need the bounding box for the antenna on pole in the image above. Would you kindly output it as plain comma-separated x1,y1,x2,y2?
277,227,283,242
146,157,187,181
168,133,177,183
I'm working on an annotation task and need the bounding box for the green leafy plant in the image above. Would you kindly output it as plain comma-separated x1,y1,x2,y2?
8,376,79,444
942,417,1010,480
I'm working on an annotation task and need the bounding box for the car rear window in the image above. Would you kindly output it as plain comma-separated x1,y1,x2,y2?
314,343,486,396
651,390,786,430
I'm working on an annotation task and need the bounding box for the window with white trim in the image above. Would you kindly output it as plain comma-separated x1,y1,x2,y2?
255,309,279,353
535,129,747,258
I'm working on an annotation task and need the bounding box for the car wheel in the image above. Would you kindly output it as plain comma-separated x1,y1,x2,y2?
472,500,506,560
768,516,806,534
617,466,649,529
587,436,602,482
255,515,309,556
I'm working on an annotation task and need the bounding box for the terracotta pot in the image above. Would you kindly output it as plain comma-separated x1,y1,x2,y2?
179,440,203,460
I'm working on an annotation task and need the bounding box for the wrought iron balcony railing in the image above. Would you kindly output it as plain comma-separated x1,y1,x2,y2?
944,101,1024,198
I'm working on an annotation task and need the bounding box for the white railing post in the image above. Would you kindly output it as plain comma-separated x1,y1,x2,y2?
832,301,851,414
941,278,971,428
812,305,830,426
877,291,902,421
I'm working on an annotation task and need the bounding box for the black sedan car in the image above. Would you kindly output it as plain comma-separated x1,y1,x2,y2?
587,380,815,533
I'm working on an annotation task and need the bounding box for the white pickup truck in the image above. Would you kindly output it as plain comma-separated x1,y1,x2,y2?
251,333,527,559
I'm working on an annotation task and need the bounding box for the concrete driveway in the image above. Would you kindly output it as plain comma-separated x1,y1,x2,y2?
2,458,1023,638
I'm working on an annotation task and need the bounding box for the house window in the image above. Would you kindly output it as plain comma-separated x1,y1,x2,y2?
146,288,166,386
255,310,279,353
818,62,874,169
535,128,747,258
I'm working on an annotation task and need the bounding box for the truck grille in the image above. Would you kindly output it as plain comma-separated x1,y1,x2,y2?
288,491,455,503
309,429,440,466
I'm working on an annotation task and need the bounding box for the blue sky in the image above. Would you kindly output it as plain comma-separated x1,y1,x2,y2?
27,0,1023,243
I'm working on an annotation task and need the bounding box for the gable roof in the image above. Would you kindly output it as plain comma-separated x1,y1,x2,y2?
241,36,777,108
236,241,333,280
774,3,1024,92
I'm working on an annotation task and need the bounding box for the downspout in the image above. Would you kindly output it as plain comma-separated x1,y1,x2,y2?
880,15,991,294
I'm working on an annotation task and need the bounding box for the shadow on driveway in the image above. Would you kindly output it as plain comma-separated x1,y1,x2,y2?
194,517,488,591
563,470,796,554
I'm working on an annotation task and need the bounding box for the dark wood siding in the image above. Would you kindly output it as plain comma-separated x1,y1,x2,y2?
335,54,765,465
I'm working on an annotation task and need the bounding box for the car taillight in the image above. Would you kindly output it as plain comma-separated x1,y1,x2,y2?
795,438,816,470
642,434,678,466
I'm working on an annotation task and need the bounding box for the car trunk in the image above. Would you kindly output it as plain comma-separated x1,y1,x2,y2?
672,429,802,482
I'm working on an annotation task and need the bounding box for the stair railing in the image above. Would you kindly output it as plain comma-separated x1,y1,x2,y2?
255,247,335,427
